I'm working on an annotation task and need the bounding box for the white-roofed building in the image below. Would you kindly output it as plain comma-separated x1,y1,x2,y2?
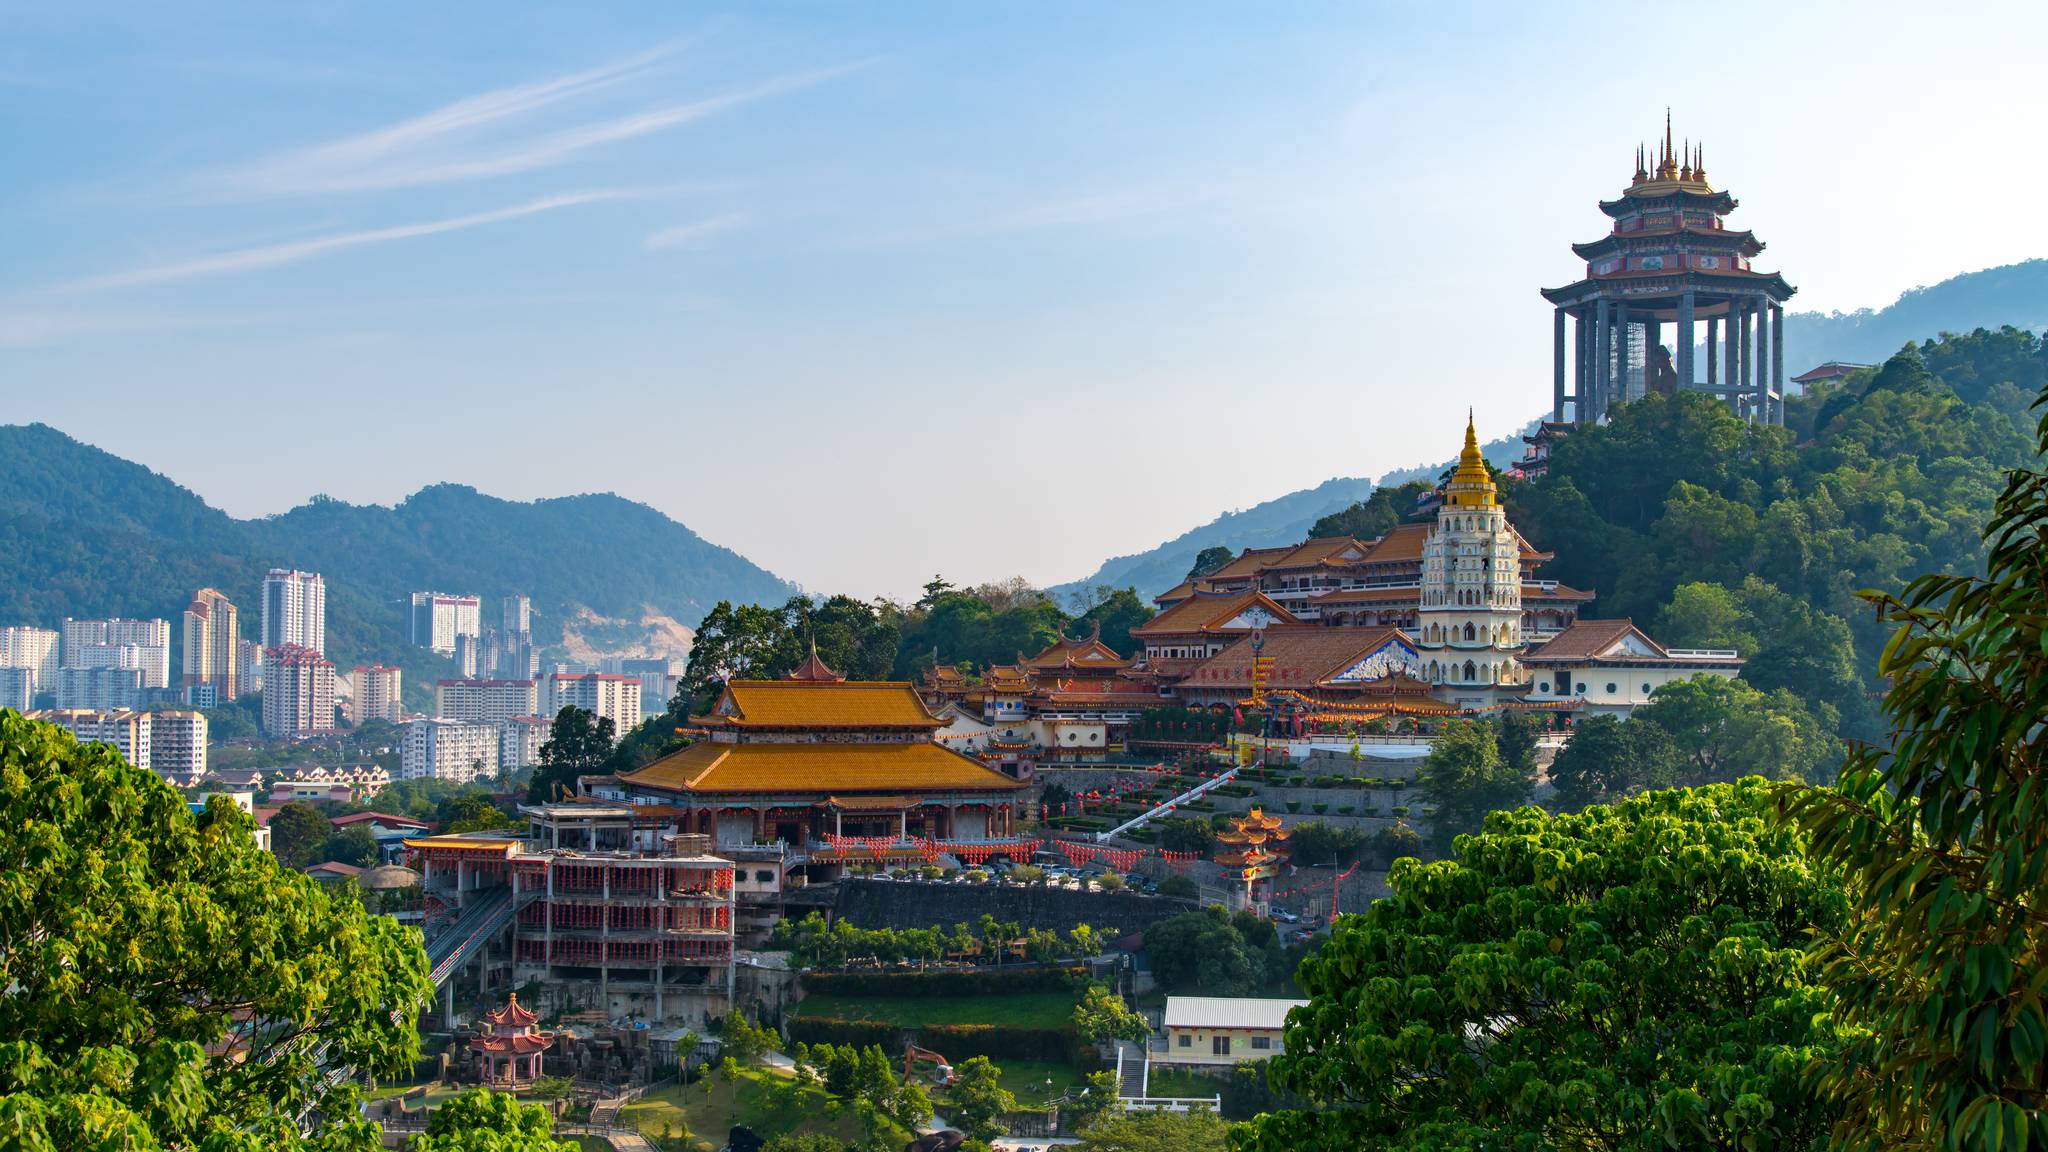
1159,996,1308,1066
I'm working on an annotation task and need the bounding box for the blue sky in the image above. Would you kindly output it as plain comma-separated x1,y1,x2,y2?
6,2,2047,600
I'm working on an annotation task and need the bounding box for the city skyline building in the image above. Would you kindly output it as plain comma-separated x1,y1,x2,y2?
61,617,170,689
263,643,335,736
401,717,501,783
181,588,240,701
541,672,641,734
0,625,61,699
56,665,145,711
411,592,481,656
352,664,404,725
262,569,326,654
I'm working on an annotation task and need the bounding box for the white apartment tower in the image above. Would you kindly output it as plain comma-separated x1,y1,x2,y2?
35,708,151,771
0,626,61,697
542,672,641,732
182,589,240,701
263,644,335,736
262,569,326,654
411,592,482,655
1416,416,1529,706
62,618,170,689
436,678,538,724
147,709,209,784
402,718,502,784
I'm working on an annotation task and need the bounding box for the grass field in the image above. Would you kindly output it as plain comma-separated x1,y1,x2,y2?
795,990,1078,1030
619,1066,912,1152
989,1057,1091,1103
1139,1065,1226,1101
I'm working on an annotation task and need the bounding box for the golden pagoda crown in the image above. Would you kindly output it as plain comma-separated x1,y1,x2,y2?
1445,411,1497,508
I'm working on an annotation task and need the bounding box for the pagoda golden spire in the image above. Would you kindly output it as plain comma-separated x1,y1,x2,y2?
1446,410,1497,508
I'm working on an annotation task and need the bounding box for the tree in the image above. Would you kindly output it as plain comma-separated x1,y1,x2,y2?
1655,580,1756,651
1780,398,2048,1152
1545,713,1682,811
946,1056,1017,1143
1144,908,1263,995
1308,480,1432,541
322,822,381,867
1285,821,1368,867
1071,587,1156,655
1633,673,1836,786
1370,820,1422,866
437,791,516,834
410,1088,578,1151
1414,718,1529,849
269,801,333,868
1095,871,1125,892
1494,709,1540,778
1154,815,1215,854
718,1009,779,1066
1157,874,1198,900
0,712,431,1150
1075,1108,1229,1152
763,1134,845,1152
1186,546,1236,580
1066,1070,1121,1130
526,705,615,803
1235,780,1846,1152
1073,983,1151,1044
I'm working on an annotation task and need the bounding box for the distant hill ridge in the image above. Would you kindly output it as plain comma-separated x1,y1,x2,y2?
0,423,795,679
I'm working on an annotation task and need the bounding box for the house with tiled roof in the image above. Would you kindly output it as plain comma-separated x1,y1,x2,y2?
1521,619,1743,715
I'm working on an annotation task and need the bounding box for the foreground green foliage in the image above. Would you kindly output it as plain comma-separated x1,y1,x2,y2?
1234,780,1846,1151
1782,391,2048,1150
408,1090,577,1151
1079,1108,1231,1152
0,710,433,1151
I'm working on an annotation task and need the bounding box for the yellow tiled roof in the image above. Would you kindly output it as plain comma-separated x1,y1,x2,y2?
704,680,942,728
1131,589,1298,638
621,740,1027,795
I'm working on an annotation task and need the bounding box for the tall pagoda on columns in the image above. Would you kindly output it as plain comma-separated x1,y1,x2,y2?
1541,114,1796,425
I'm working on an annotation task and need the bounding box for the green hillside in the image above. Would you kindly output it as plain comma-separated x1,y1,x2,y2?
1779,258,2048,372
0,424,795,686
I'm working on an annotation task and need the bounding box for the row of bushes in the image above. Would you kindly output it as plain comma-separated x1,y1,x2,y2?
1282,800,1412,817
789,1017,1084,1065
803,966,1086,998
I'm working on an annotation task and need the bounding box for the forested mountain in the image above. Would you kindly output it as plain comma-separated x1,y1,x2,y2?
1778,258,2048,372
1047,427,1529,604
1509,325,2045,741
0,424,794,682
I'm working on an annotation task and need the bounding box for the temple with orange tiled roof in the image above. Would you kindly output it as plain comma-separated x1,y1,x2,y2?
611,652,1028,849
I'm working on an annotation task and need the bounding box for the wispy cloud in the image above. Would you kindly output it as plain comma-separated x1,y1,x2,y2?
202,54,873,199
854,179,1244,248
43,191,623,295
644,212,747,250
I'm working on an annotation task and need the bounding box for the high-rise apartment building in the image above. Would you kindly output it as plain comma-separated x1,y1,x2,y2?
147,709,208,784
454,632,483,678
607,656,680,716
0,626,61,697
401,718,502,783
35,708,150,770
436,678,538,724
351,664,404,725
541,672,641,732
410,592,481,655
502,594,531,633
262,644,335,736
237,640,265,695
262,570,326,654
0,667,33,712
57,666,145,711
499,714,549,772
181,589,240,701
62,618,170,688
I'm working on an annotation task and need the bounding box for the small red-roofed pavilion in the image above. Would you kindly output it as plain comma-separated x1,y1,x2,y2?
468,992,554,1085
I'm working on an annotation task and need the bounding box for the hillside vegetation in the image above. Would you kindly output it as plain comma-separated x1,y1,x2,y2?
1507,325,2044,739
0,424,793,685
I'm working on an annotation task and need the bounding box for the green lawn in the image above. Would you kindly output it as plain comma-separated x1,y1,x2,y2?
1136,1066,1225,1101
796,989,1079,1030
620,1067,911,1152
989,1058,1091,1104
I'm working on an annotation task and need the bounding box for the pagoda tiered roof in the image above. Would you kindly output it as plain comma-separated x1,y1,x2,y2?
1019,631,1131,672
1572,227,1763,261
1131,589,1299,639
483,992,540,1028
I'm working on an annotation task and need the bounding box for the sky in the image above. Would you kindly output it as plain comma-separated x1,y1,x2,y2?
6,2,2048,601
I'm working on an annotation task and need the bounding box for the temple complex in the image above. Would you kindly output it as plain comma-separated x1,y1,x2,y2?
1541,115,1796,425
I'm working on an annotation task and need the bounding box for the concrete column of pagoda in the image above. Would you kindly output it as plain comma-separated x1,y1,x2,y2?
1593,299,1611,421
1756,296,1772,422
1574,308,1589,421
1552,308,1567,421
1771,304,1786,426
1722,307,1738,404
1614,303,1631,403
1737,303,1753,415
1644,315,1661,390
1676,290,1696,387
1707,315,1719,387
